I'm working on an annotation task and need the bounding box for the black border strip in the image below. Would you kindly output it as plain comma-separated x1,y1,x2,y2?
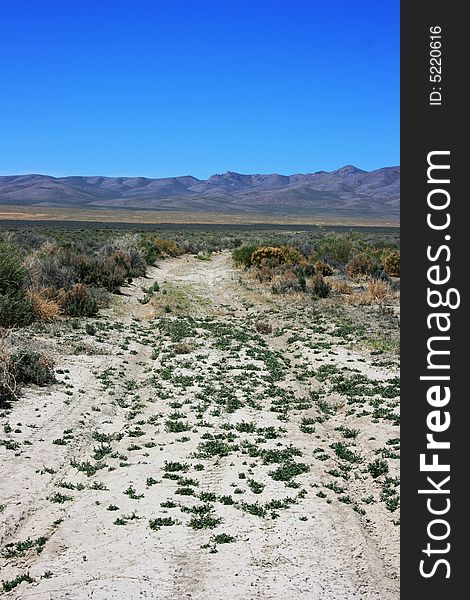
401,2,467,596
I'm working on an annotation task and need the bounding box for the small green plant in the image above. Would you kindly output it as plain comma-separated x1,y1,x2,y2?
48,492,73,504
2,572,35,593
330,442,363,464
368,458,389,478
70,459,105,476
93,443,112,460
90,481,107,491
269,462,309,482
239,502,267,517
247,479,265,494
85,323,97,335
165,419,191,433
60,284,99,317
218,495,234,505
163,461,189,473
202,532,236,551
335,426,359,439
123,485,144,500
213,533,236,544
113,512,141,525
149,516,178,530
2,536,47,558
188,511,222,530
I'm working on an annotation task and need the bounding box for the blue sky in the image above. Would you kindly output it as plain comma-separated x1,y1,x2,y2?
0,1,399,179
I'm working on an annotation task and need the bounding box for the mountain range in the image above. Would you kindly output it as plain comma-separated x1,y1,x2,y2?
0,165,400,220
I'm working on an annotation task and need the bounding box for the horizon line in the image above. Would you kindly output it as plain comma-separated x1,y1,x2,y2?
0,164,401,181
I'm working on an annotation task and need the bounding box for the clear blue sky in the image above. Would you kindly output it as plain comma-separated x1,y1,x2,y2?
0,0,399,179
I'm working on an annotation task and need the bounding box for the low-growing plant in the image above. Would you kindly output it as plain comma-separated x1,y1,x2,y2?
163,461,189,472
330,442,363,464
212,533,236,544
247,479,265,494
269,461,310,482
85,323,97,335
188,513,222,530
2,572,35,593
149,516,178,530
368,458,389,478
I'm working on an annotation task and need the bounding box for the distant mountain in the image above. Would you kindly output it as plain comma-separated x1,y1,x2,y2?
0,166,400,220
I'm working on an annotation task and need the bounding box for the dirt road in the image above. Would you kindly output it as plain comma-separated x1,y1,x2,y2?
0,252,399,599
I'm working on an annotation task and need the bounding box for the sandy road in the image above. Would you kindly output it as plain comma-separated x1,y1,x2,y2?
0,252,399,599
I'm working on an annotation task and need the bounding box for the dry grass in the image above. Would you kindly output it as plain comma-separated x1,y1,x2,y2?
0,341,17,400
331,280,353,295
173,342,196,354
343,279,392,305
0,204,400,227
28,288,61,322
148,282,209,318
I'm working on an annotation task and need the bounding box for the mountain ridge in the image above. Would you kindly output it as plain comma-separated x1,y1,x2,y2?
0,165,400,219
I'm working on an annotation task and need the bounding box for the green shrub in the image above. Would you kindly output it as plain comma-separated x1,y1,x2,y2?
80,256,127,293
382,251,400,277
106,236,147,277
279,245,305,265
153,238,182,257
0,292,35,328
0,241,35,327
149,516,178,530
346,253,376,277
294,266,307,290
314,260,333,276
1,350,54,408
0,241,27,293
59,284,99,317
11,351,55,386
232,244,258,268
29,247,78,290
312,235,357,264
311,275,331,298
140,235,182,264
251,246,285,267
